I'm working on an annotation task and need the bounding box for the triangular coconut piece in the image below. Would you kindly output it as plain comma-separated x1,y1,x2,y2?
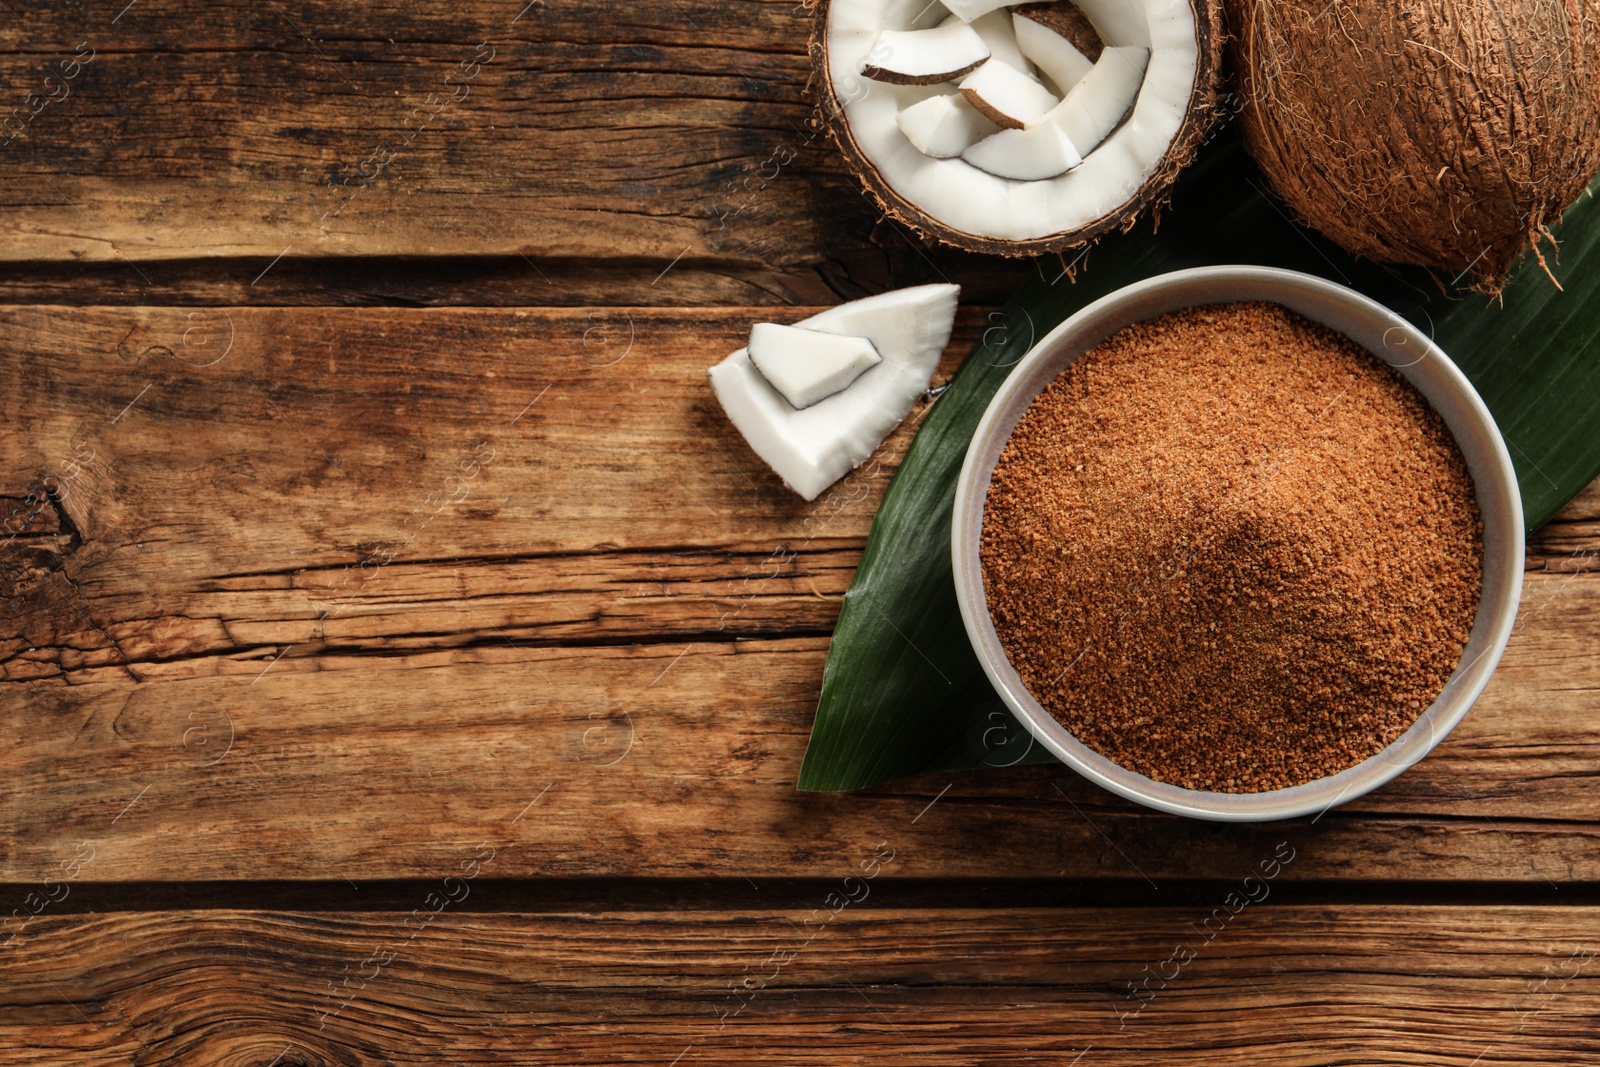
747,322,882,410
707,285,960,500
897,91,1001,158
959,60,1060,130
861,21,990,85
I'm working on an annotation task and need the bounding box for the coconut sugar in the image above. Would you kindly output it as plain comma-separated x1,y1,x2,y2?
980,302,1483,793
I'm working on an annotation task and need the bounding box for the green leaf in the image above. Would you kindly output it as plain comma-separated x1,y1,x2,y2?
797,131,1600,793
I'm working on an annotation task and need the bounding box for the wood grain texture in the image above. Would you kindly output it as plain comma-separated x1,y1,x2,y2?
0,905,1596,1065
0,0,1030,303
0,257,1033,310
0,304,967,672
1,306,1597,885
3,0,1596,1057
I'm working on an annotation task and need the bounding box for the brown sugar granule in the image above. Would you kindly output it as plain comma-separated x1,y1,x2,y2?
980,302,1484,793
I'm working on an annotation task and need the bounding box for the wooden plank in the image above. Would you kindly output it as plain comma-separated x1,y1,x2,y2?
0,0,1025,302
5,632,1600,884
1527,477,1600,567
1,305,1598,883
0,906,1596,1064
0,304,969,675
0,305,952,569
0,1,806,261
0,258,1033,311
4,304,1588,667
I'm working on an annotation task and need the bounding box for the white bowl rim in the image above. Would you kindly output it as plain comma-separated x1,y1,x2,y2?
951,265,1525,822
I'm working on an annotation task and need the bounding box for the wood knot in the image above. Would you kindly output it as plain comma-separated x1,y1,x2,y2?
0,482,82,599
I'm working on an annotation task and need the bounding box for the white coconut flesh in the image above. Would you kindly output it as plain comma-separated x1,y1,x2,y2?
962,118,1083,180
747,322,883,410
952,9,1029,70
941,0,1023,21
1054,45,1150,150
897,92,1001,157
1013,11,1093,94
959,60,1060,128
861,20,991,84
707,284,960,501
828,0,1198,243
1071,0,1151,47
960,45,1144,177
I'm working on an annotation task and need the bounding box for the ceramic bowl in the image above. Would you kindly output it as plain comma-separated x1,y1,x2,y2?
951,266,1524,821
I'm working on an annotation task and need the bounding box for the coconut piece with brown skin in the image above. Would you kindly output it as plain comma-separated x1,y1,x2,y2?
811,0,1226,256
960,60,1061,128
1015,1,1104,62
962,42,1148,178
860,20,991,84
1014,11,1096,94
1228,0,1600,291
942,0,1029,20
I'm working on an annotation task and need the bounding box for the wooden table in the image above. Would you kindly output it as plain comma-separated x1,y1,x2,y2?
2,3,1598,1064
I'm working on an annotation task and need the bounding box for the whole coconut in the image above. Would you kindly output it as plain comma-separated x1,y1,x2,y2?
811,0,1229,257
1228,0,1600,289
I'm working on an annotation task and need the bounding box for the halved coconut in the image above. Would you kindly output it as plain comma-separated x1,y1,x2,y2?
812,0,1224,255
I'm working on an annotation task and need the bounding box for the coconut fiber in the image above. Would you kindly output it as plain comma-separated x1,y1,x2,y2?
1229,0,1600,289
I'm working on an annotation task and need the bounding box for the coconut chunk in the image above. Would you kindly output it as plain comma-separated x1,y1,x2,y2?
747,323,882,410
959,61,1060,130
1051,44,1149,156
970,43,1147,182
1069,0,1151,47
1015,2,1104,61
861,21,991,85
962,121,1083,180
944,9,1029,71
706,284,960,500
897,92,1002,158
1013,10,1094,95
941,0,1043,22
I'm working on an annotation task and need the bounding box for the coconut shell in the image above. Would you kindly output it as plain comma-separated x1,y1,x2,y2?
1228,0,1600,290
809,0,1228,257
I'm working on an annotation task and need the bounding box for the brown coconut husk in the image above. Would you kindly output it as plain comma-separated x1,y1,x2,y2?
1228,0,1600,293
808,0,1229,257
